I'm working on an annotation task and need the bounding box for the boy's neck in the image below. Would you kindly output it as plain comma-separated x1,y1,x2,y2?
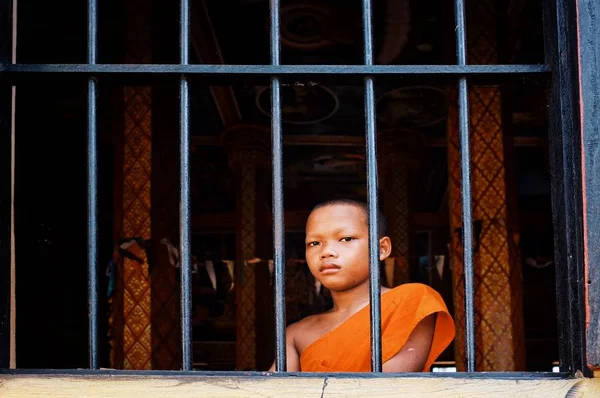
330,281,380,314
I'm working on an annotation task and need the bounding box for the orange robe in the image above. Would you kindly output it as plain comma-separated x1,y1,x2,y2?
300,283,455,372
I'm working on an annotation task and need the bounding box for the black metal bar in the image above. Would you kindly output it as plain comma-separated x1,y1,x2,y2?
457,78,475,372
270,0,287,373
0,63,551,76
88,0,97,64
454,0,475,372
270,0,280,66
362,0,382,373
87,0,99,370
180,0,189,66
0,0,13,371
0,64,552,88
180,0,192,371
542,0,589,377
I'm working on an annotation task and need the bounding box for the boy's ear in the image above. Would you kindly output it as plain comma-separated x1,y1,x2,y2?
379,236,392,261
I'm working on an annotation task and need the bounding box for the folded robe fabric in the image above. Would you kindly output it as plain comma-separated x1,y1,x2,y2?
300,283,455,372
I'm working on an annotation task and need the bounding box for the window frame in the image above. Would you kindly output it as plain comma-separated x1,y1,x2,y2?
0,0,598,388
542,0,589,377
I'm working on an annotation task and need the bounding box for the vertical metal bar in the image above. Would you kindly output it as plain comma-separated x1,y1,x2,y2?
9,40,16,372
362,0,382,373
180,0,192,371
9,0,17,369
270,0,287,372
0,0,14,371
87,0,99,370
454,0,475,372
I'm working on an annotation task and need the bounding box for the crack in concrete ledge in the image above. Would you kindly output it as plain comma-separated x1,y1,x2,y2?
320,377,329,398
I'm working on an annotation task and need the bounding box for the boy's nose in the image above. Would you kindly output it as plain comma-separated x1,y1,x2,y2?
320,244,338,259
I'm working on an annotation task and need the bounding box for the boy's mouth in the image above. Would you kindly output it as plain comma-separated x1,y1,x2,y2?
319,263,341,275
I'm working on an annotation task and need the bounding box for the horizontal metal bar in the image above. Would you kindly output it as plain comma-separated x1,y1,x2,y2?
0,63,550,76
0,64,551,86
0,369,571,379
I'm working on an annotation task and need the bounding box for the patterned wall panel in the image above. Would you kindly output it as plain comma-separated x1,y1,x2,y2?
384,165,410,286
223,125,271,371
120,86,153,370
110,0,153,370
150,84,181,370
379,129,423,287
447,0,524,372
237,165,257,370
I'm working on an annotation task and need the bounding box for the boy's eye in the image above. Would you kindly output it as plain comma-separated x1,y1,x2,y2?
340,237,354,242
307,241,319,247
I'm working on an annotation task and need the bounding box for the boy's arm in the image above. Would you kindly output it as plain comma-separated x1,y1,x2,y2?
382,313,436,372
268,324,301,372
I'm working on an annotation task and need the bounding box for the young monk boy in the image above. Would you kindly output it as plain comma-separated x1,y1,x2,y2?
269,199,455,372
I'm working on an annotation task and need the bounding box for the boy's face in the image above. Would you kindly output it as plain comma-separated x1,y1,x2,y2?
304,204,391,292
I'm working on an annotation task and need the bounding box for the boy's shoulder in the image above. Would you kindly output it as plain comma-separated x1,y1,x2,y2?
387,282,439,300
287,311,334,352
288,312,328,335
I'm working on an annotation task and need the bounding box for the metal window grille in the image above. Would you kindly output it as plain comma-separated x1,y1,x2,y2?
0,0,589,377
